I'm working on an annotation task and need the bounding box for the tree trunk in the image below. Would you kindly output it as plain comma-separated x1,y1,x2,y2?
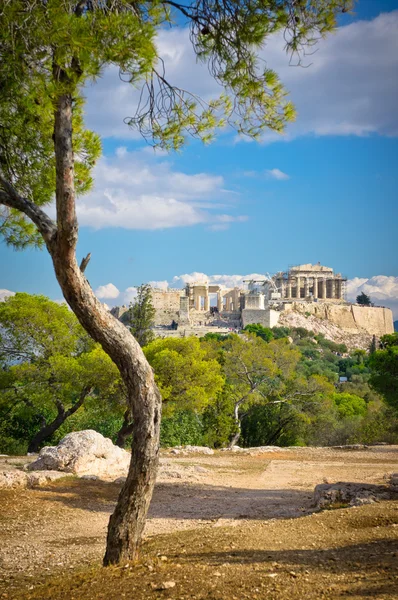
115,409,134,448
228,402,242,448
0,85,162,565
27,390,89,453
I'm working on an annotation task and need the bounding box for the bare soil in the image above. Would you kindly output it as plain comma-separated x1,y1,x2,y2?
0,446,397,599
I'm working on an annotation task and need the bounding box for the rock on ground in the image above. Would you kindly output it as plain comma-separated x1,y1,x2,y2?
27,430,130,479
0,470,74,489
168,446,214,455
314,481,396,509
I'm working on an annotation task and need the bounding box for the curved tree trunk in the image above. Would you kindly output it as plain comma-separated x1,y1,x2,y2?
52,255,162,565
0,88,162,565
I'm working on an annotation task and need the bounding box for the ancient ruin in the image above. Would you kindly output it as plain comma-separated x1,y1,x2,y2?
111,264,394,338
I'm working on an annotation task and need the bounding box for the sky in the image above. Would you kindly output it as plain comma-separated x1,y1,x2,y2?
1,0,398,317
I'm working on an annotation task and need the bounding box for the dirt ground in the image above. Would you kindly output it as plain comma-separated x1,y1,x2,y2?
0,446,397,599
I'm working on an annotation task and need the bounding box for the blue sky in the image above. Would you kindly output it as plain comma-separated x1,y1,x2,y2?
1,0,398,314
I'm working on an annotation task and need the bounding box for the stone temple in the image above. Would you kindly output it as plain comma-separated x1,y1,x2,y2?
111,264,394,337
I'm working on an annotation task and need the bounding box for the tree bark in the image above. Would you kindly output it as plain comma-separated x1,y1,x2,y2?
0,87,163,565
51,92,162,565
228,401,242,448
115,409,134,448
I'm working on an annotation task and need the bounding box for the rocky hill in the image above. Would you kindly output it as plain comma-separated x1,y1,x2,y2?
278,310,374,351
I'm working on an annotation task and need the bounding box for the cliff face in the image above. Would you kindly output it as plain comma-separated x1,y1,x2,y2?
283,302,394,337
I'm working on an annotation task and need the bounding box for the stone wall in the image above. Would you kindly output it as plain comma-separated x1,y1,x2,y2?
242,308,280,329
152,289,185,326
283,302,393,336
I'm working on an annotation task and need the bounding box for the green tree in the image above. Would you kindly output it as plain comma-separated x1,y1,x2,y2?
0,0,354,564
379,333,398,348
144,337,225,416
356,291,372,306
243,323,274,342
369,346,398,410
128,284,156,347
222,335,301,447
0,294,121,452
332,392,367,418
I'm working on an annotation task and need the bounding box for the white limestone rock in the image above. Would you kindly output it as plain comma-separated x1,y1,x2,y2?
0,470,28,488
27,471,74,488
314,482,393,509
183,445,214,455
27,430,130,479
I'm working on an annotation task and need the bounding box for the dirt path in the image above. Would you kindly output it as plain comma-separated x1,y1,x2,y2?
0,446,397,598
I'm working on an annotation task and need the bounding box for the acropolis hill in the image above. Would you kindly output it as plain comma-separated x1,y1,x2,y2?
111,263,394,342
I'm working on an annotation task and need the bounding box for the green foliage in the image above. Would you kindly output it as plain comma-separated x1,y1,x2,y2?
356,291,372,306
379,333,398,348
201,332,232,342
369,345,398,410
201,389,237,448
128,284,156,347
332,392,367,418
0,294,122,451
241,403,302,447
243,323,274,342
272,326,292,339
160,410,204,447
144,337,225,415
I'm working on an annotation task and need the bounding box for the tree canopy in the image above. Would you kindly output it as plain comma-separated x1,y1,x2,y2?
144,336,225,415
356,292,372,306
0,294,121,452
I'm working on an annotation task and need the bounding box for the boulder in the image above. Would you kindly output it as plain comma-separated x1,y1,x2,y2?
27,430,130,479
27,471,74,488
0,469,73,489
183,445,214,455
169,445,214,455
0,470,28,488
314,482,393,509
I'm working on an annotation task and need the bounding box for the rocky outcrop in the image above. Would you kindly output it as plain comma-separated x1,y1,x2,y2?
314,481,397,509
27,430,131,479
282,302,393,338
0,470,74,489
278,310,374,351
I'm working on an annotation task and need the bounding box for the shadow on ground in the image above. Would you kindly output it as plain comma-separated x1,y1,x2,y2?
37,479,317,521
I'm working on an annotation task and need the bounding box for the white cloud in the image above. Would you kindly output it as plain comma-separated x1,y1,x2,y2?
84,12,398,142
77,148,246,230
172,272,267,289
148,280,169,290
347,276,398,319
95,283,120,299
265,169,290,180
0,289,15,302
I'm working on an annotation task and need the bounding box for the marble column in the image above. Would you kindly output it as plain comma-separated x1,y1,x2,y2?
194,293,201,310
313,277,318,299
287,279,292,299
217,292,223,312
296,276,301,299
322,278,327,299
204,292,210,312
304,277,309,298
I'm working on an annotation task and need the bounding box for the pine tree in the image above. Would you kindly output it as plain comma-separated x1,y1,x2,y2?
129,285,156,348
